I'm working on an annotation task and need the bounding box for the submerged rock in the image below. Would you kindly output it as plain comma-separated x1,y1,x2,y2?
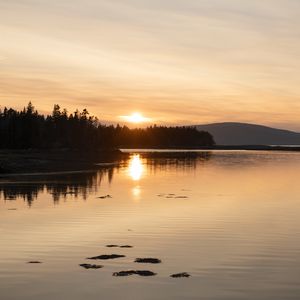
79,264,103,269
170,272,191,278
106,245,119,248
113,270,156,277
134,258,161,264
27,261,42,264
120,245,133,248
87,254,125,260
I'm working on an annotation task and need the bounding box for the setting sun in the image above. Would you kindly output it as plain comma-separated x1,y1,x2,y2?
120,112,151,124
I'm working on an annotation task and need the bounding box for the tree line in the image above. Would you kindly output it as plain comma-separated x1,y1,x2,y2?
0,103,215,150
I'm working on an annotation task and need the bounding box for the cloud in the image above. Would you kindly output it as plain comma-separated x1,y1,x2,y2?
0,0,300,130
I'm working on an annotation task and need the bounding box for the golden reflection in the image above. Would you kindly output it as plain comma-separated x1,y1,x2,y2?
131,186,141,202
132,186,141,197
128,155,144,181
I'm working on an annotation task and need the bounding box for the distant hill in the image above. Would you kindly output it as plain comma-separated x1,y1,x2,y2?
196,122,300,146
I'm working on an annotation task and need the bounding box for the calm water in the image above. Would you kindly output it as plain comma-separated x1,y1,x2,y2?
1,151,300,300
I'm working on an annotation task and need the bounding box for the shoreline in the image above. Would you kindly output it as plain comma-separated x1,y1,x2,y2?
0,149,127,175
1,146,300,175
121,145,300,151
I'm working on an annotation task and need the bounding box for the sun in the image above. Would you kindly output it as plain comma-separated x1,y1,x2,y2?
120,112,151,124
129,113,145,123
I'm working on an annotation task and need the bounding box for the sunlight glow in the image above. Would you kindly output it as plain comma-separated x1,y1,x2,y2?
120,112,151,124
128,155,144,181
132,186,141,198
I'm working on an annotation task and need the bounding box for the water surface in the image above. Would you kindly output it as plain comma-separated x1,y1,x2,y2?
1,151,300,300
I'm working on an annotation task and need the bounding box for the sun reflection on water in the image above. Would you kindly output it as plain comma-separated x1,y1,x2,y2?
128,154,144,181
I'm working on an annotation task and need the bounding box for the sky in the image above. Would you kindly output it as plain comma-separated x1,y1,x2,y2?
0,0,300,130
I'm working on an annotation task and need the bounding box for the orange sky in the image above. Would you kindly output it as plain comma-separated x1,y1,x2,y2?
0,1,300,130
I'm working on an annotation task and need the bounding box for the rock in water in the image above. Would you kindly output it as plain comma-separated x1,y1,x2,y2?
105,245,133,248
170,272,191,278
79,264,103,269
134,258,161,264
113,270,156,277
97,195,112,199
112,270,136,277
135,270,156,276
87,254,125,260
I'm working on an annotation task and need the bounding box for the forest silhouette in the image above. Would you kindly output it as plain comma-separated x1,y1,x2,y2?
0,103,215,149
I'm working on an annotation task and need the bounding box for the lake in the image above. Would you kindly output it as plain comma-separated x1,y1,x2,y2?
1,150,300,300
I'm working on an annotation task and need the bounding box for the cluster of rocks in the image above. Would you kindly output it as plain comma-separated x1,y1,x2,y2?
83,249,190,278
27,245,191,278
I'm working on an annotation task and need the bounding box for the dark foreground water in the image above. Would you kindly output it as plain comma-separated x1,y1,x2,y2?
1,150,300,300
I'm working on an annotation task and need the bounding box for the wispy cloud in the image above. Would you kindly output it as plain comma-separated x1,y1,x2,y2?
0,0,300,130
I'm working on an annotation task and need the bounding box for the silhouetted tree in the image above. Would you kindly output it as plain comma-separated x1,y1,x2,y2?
0,103,215,150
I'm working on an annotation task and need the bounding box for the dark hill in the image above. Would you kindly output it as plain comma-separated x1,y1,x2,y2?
196,122,300,146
